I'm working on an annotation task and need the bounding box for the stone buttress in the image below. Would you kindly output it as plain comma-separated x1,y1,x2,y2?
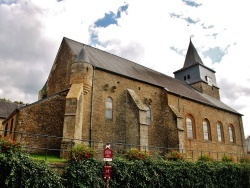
61,47,93,156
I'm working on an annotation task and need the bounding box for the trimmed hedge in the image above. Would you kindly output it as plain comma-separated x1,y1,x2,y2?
0,152,63,188
62,159,104,188
1,139,250,187
61,159,250,188
1,155,250,188
109,159,250,188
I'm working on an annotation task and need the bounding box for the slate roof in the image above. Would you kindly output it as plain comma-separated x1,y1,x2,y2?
63,37,241,115
174,39,215,74
183,39,203,68
0,100,23,119
2,89,69,124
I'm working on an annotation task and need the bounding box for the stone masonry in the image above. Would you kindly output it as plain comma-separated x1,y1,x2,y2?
2,37,246,161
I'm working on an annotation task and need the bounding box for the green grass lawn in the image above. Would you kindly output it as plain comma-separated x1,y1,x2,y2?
29,154,68,163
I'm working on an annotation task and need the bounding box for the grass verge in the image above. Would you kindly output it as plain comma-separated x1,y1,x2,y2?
29,154,67,163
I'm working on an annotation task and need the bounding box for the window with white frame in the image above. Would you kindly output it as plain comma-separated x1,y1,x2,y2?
105,97,113,119
203,120,211,141
206,76,213,86
217,123,223,142
186,117,194,139
229,125,235,143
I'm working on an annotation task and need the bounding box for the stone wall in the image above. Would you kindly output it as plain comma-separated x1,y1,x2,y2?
9,91,67,155
0,118,4,133
191,82,220,100
88,69,176,149
168,93,245,161
47,41,73,96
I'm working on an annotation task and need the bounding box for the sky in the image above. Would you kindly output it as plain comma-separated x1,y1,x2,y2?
0,0,250,137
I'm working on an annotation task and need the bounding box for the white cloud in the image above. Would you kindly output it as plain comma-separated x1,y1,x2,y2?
0,0,250,137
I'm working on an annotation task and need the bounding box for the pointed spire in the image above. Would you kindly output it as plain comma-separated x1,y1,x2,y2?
75,45,90,63
183,39,203,68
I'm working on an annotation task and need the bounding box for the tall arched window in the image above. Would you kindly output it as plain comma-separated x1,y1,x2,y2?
145,106,151,125
203,119,211,141
4,123,8,137
10,119,14,134
105,97,113,119
217,122,224,142
229,125,235,143
186,117,194,139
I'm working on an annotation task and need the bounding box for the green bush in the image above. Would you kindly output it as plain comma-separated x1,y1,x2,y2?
212,162,249,188
0,153,63,188
165,150,184,161
68,144,95,161
198,154,214,162
221,155,234,162
240,156,250,163
124,148,150,161
62,159,104,188
1,138,250,188
110,160,250,188
0,138,22,154
0,138,63,188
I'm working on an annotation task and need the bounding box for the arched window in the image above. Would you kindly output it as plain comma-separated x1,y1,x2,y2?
203,119,211,141
10,119,14,134
145,106,151,125
186,117,194,139
4,123,8,137
229,125,235,143
105,97,113,119
217,122,223,142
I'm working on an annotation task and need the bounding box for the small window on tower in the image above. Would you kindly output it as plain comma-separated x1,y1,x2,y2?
184,76,186,80
187,75,190,79
206,76,212,86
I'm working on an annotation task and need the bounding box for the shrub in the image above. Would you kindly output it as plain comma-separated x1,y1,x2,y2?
0,138,22,154
63,159,104,188
239,156,250,163
165,150,184,161
125,148,150,161
198,154,214,162
0,138,63,187
149,150,165,161
0,149,63,187
221,155,234,162
113,159,250,188
69,144,95,161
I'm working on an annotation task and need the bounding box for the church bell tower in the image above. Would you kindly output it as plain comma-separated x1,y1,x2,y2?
174,39,220,100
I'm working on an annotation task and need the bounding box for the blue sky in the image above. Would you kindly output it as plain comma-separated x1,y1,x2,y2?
94,4,128,28
0,0,250,137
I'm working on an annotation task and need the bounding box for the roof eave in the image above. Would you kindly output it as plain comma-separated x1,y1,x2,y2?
165,88,242,116
174,63,215,74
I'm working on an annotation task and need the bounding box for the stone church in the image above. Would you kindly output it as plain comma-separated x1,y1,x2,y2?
2,37,246,160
